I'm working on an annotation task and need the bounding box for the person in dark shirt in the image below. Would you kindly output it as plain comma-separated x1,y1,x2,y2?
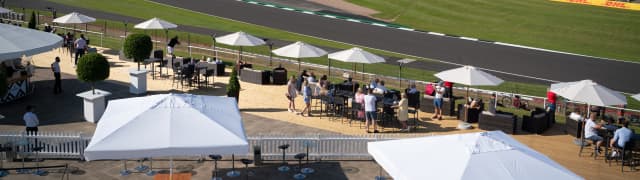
167,36,180,56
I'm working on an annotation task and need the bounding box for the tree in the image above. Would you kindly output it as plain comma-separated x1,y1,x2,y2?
227,66,241,102
27,11,37,29
76,53,110,94
123,33,152,71
0,68,7,98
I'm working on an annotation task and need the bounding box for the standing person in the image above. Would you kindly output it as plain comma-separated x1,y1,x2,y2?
167,36,180,57
286,76,297,113
392,93,410,132
364,89,378,133
444,81,453,98
488,93,497,114
355,88,365,119
546,88,557,123
584,112,604,155
300,80,312,117
51,57,62,94
73,34,87,66
432,84,445,120
23,105,39,135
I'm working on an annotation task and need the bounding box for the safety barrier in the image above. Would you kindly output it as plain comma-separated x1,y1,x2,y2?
0,131,90,160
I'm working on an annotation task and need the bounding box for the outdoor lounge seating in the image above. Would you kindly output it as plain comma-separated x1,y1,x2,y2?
271,67,288,85
479,111,518,134
457,104,482,123
420,95,455,116
522,108,550,134
241,68,271,85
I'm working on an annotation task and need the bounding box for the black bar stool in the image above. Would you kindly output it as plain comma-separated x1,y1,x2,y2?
240,158,254,180
278,144,290,172
0,147,11,177
135,158,149,172
32,147,47,176
209,154,222,180
145,158,156,176
227,154,240,177
293,153,307,180
120,160,131,176
302,141,314,174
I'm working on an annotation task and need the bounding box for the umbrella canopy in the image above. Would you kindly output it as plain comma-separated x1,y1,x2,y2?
273,41,327,71
215,31,265,46
550,80,626,106
368,131,583,180
272,41,327,58
328,47,385,64
134,17,177,30
434,65,504,86
0,23,63,61
84,94,248,161
52,12,96,24
0,7,12,14
633,93,640,101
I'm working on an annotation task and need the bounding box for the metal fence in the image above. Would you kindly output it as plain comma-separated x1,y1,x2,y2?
0,131,429,161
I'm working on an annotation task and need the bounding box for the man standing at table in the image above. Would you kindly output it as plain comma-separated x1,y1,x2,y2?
546,88,557,123
364,89,378,133
23,105,39,135
74,34,87,66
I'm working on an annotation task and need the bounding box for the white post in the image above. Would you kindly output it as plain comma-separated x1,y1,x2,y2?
76,89,111,123
129,69,148,94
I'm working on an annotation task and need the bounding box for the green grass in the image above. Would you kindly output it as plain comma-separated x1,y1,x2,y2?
347,0,640,62
40,0,640,110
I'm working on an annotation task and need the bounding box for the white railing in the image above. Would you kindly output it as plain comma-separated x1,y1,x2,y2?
0,131,427,161
0,131,90,160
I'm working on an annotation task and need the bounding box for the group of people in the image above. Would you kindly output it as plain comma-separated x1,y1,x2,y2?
583,111,634,159
286,70,326,117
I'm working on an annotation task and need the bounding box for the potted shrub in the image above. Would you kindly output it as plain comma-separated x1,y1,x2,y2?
27,11,37,30
227,66,241,102
76,53,110,94
75,53,112,123
123,33,152,94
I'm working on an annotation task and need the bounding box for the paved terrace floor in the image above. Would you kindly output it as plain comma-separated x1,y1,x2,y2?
0,47,638,179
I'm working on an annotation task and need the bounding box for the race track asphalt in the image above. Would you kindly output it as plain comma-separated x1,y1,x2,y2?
9,0,640,92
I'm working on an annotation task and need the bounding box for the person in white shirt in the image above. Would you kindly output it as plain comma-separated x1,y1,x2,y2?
51,57,62,94
23,105,39,134
74,34,87,65
364,89,378,133
374,81,387,94
584,113,604,154
432,84,446,120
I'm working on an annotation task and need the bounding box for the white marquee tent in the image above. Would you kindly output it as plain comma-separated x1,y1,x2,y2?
84,94,248,161
368,131,583,180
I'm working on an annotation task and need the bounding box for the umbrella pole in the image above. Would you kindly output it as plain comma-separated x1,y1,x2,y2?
238,47,242,63
398,64,402,88
327,58,331,77
362,64,365,81
85,23,87,33
169,157,173,180
298,58,301,71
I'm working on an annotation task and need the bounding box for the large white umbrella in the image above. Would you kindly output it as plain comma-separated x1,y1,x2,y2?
434,65,504,86
84,94,249,176
550,80,626,107
52,12,96,33
52,12,96,24
368,131,583,180
328,47,385,81
0,23,63,61
216,31,265,63
134,17,178,50
272,41,327,71
0,7,12,14
435,65,503,129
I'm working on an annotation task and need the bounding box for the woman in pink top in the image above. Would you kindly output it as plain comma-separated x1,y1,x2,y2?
355,88,365,118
